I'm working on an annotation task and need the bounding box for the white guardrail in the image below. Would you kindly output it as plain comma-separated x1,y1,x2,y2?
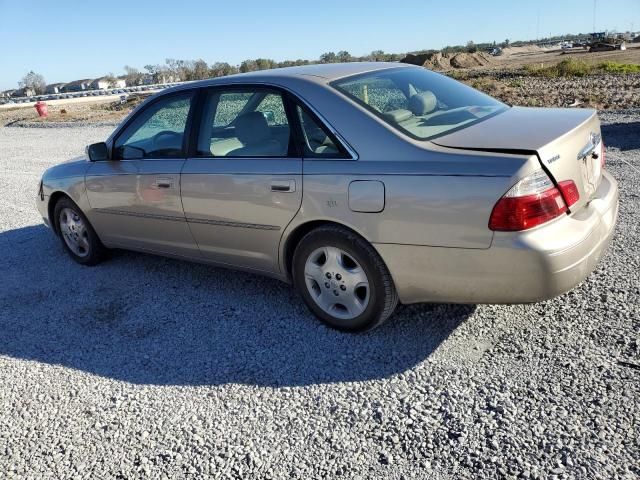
0,81,187,105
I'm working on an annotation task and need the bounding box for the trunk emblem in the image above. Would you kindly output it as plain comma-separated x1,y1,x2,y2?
546,154,560,164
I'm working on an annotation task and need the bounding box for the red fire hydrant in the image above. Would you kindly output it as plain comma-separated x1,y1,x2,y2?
35,101,48,118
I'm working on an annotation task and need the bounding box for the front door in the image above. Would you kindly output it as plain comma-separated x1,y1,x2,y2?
85,90,199,257
181,87,302,273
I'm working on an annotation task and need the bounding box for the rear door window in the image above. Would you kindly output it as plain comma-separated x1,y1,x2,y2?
197,88,292,158
212,92,252,127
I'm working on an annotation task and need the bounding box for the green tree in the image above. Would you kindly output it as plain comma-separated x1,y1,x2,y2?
320,52,337,63
337,50,352,63
255,58,276,70
209,62,237,77
191,59,210,80
240,59,258,73
369,50,388,61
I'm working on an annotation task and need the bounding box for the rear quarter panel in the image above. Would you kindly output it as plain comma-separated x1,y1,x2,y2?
288,150,537,254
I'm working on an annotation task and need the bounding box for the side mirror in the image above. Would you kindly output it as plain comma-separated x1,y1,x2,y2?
87,142,109,161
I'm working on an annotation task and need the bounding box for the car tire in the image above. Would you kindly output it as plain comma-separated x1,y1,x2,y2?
53,197,106,266
292,225,398,332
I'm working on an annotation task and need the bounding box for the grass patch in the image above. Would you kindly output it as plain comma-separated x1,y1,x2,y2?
469,78,501,95
598,61,640,74
524,58,640,77
524,59,593,77
447,70,470,81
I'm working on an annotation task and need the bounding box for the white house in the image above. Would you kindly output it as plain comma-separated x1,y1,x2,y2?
45,83,67,94
90,77,126,90
12,87,35,97
62,79,93,92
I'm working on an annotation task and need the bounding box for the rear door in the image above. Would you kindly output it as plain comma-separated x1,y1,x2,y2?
85,90,199,257
180,86,302,273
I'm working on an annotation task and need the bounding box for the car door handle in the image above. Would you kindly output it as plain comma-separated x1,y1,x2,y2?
271,180,296,192
155,177,173,189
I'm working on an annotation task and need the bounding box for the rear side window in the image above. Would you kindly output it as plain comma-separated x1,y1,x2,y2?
113,92,194,159
197,88,292,158
295,105,349,159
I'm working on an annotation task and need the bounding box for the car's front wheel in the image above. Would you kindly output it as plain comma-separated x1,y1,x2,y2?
53,197,106,266
292,225,398,332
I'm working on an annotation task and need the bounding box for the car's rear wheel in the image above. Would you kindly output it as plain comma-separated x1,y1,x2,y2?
53,197,106,266
292,225,398,332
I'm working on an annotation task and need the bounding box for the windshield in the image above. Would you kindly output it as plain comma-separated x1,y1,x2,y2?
331,67,508,141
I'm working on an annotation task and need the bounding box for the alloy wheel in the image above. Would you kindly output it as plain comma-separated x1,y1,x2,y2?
304,246,370,320
59,207,90,258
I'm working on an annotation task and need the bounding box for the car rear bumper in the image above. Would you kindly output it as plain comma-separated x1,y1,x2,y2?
375,171,619,304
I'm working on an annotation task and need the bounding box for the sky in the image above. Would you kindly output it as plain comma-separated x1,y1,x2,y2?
1,0,638,90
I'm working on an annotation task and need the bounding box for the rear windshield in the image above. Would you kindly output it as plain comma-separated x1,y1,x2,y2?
331,67,508,141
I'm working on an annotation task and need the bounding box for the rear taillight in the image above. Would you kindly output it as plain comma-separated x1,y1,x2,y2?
557,180,580,207
489,170,568,231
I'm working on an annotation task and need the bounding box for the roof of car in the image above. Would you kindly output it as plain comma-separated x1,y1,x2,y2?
237,62,411,80
170,62,414,92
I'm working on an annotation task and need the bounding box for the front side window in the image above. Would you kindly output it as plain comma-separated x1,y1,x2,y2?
114,92,194,159
197,88,291,157
332,68,508,141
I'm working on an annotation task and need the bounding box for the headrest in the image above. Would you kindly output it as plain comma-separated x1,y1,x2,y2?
409,91,437,116
234,112,270,144
383,109,413,123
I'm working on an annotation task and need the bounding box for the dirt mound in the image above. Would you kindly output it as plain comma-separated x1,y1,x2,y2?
401,51,494,70
501,45,546,56
450,52,494,68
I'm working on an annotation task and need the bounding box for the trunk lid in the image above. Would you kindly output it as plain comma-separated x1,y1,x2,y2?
433,106,603,212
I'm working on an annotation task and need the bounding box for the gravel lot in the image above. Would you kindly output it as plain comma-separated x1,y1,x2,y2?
465,73,640,110
0,114,638,479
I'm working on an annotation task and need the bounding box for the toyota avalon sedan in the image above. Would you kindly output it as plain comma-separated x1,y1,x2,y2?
36,62,619,331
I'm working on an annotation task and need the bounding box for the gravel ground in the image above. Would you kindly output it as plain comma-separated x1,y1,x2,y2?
456,73,640,110
0,113,638,479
